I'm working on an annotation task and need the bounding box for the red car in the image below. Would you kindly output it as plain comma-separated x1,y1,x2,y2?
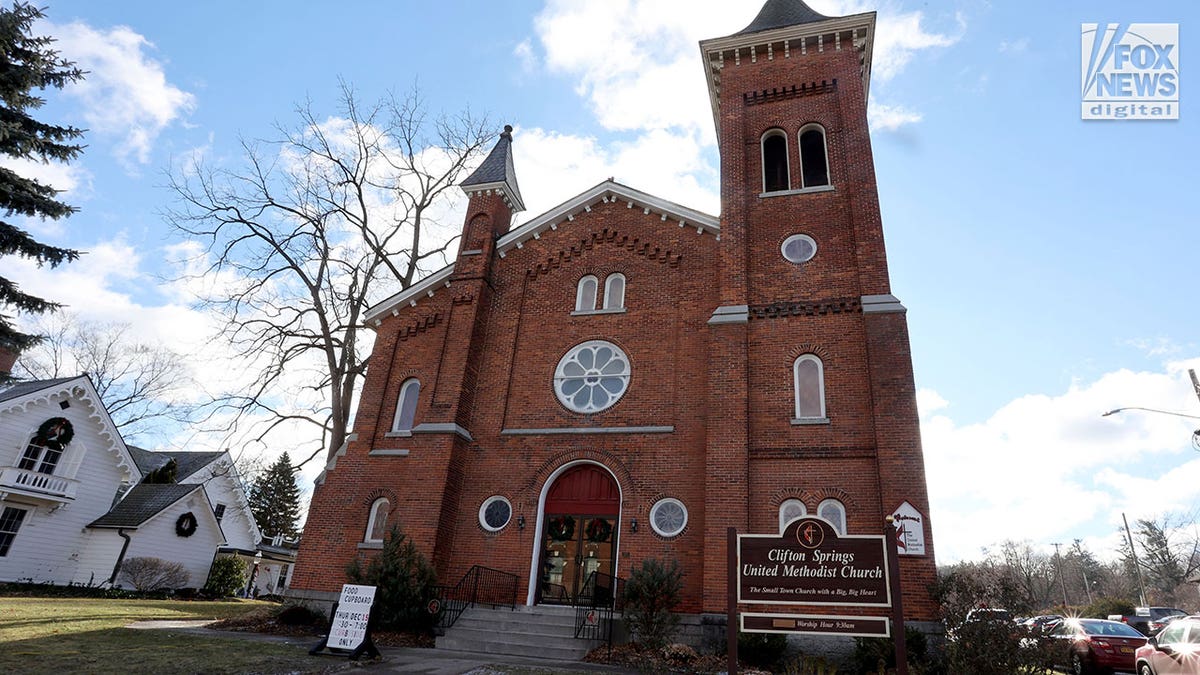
1135,615,1200,674
1048,618,1148,674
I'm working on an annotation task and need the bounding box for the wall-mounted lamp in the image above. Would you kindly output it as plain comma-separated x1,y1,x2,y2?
517,515,526,530
630,518,638,533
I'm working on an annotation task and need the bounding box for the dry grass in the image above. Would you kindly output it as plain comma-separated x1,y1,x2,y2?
0,597,335,674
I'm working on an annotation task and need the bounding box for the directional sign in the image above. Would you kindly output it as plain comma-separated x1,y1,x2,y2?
328,584,376,650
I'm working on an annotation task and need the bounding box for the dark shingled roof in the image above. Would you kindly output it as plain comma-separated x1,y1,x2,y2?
0,376,83,403
737,0,831,35
127,446,224,481
461,125,524,210
88,483,203,529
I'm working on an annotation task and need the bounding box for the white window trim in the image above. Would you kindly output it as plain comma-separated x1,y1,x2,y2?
575,275,599,312
760,129,791,193
649,497,688,538
554,340,631,414
817,499,846,535
793,354,826,420
364,498,390,543
570,307,627,317
392,378,420,433
603,273,626,310
781,234,817,264
778,499,807,533
798,123,831,189
479,495,512,532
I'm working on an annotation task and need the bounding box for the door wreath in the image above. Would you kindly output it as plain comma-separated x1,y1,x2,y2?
585,518,612,543
547,516,575,541
175,512,198,537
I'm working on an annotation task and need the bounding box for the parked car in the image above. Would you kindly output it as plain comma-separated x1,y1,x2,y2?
1110,608,1191,636
1135,615,1200,675
1148,614,1188,636
1047,618,1148,674
1023,614,1065,635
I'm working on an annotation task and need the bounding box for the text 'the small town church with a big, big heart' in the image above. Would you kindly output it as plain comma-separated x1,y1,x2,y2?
290,0,940,635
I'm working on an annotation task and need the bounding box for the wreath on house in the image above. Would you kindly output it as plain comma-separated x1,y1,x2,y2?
175,512,198,537
547,516,575,541
585,518,612,543
36,417,73,449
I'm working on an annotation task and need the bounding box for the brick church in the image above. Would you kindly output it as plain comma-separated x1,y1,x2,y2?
290,0,939,626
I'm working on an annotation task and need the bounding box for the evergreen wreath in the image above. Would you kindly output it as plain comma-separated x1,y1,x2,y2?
585,518,613,543
35,417,73,448
547,516,575,541
175,512,198,537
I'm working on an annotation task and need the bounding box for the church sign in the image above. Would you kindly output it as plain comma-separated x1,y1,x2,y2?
741,612,890,638
891,501,926,556
737,517,890,607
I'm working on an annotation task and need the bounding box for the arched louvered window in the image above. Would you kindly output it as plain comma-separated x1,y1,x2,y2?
799,124,830,188
761,130,790,193
365,498,391,542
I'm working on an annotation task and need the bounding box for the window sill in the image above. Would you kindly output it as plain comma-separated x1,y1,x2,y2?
369,449,410,457
384,430,412,438
791,417,831,426
571,307,627,316
357,542,383,550
760,185,835,198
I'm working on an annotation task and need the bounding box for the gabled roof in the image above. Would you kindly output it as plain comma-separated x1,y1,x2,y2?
127,446,226,481
0,376,83,403
461,125,524,212
87,483,204,529
737,0,829,35
0,374,138,481
364,180,719,326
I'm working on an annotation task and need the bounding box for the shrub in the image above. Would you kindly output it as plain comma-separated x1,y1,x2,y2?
204,555,247,598
1081,596,1135,619
276,602,326,626
932,568,1053,675
119,557,190,591
851,626,935,674
345,524,439,632
738,631,789,668
622,557,683,650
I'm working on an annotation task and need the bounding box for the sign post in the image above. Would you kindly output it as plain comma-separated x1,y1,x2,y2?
885,516,908,675
727,527,737,675
311,583,380,660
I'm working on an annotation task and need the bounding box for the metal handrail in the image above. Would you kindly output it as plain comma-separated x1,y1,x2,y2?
574,570,624,647
436,565,519,631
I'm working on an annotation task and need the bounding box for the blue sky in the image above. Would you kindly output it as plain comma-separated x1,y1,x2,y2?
4,0,1199,563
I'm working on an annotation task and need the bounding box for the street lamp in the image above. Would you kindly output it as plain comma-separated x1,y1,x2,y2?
1101,406,1200,451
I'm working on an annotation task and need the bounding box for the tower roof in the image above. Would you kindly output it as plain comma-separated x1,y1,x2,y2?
461,124,525,212
737,0,830,35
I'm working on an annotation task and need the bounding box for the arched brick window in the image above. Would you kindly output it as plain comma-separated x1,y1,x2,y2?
793,354,826,420
799,124,830,188
575,275,598,312
761,129,790,193
365,498,390,542
392,378,420,432
779,498,806,533
603,273,625,310
818,499,846,534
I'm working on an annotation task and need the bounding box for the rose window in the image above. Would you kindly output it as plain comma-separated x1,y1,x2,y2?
554,340,630,413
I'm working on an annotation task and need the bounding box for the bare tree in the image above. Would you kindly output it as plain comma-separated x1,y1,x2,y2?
166,84,493,467
15,313,195,444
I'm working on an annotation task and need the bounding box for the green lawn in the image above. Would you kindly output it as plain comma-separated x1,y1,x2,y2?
0,597,333,674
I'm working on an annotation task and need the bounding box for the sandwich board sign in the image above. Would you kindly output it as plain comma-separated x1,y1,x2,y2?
311,583,380,660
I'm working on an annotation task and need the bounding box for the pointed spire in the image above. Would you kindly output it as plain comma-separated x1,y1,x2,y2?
737,0,831,35
461,124,524,212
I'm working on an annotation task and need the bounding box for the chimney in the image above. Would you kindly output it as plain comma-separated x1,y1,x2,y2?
0,346,18,378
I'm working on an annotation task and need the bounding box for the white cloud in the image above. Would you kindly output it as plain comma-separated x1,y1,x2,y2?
45,20,195,167
869,102,922,131
999,37,1030,54
531,1,958,140
923,359,1200,562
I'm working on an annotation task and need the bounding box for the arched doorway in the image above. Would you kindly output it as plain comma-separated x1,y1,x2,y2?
537,464,619,605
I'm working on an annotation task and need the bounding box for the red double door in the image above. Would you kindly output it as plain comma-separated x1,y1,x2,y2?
538,465,619,604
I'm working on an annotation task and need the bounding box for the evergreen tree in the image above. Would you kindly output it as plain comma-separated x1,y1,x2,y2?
0,3,84,352
248,452,301,539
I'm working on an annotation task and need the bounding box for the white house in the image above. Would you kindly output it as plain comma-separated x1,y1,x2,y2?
0,375,293,592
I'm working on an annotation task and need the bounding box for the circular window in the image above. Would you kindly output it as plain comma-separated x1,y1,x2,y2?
479,496,512,532
554,340,630,413
781,234,817,263
649,498,688,538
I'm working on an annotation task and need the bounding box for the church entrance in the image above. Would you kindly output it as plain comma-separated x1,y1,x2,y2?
537,464,619,605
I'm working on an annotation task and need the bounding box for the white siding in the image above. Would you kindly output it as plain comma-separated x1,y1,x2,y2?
0,390,135,584
188,458,259,551
120,490,223,589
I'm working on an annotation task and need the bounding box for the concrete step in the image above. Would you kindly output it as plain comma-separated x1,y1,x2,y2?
436,605,607,661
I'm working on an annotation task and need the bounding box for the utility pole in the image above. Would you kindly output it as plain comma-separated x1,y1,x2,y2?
1052,543,1069,607
1189,369,1199,404
1122,513,1148,607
